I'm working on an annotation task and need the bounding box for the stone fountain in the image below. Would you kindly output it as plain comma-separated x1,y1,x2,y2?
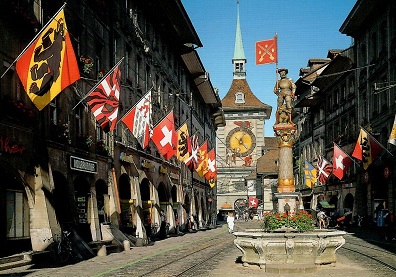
233,68,346,273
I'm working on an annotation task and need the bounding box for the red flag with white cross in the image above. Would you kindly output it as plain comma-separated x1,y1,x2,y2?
248,197,259,208
151,110,177,160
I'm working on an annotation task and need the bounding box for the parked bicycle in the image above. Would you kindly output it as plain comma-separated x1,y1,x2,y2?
49,230,76,264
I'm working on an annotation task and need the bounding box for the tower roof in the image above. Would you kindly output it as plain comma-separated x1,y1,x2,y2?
222,79,272,117
233,1,246,61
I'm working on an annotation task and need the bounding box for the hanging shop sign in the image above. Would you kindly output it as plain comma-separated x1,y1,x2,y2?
120,152,134,163
70,156,98,174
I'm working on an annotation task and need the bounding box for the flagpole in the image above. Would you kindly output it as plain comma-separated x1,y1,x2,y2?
275,33,279,94
1,2,67,79
72,57,124,110
359,125,394,157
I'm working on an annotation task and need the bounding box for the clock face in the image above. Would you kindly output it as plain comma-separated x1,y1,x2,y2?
226,127,256,157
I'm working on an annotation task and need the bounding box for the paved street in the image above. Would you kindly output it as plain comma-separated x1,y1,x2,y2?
1,220,395,277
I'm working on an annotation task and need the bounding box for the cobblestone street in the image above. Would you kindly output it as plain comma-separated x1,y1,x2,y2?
1,220,396,277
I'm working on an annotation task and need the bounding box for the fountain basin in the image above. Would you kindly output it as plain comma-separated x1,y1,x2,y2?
233,229,346,273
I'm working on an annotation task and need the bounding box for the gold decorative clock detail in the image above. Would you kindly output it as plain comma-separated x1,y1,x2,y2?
226,127,256,157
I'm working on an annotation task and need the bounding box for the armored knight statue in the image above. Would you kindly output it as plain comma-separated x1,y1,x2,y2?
274,68,296,125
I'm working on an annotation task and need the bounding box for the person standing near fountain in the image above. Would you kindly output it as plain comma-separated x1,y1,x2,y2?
227,212,235,233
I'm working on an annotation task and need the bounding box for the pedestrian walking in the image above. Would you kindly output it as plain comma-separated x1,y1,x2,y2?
317,210,326,229
226,212,235,233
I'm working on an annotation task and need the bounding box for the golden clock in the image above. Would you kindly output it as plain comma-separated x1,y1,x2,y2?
226,127,256,157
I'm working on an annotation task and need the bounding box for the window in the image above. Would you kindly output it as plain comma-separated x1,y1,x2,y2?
50,98,57,125
235,92,245,104
6,190,29,238
75,106,83,136
370,32,377,61
235,62,244,72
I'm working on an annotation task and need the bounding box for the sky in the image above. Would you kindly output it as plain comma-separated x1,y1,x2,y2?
181,0,357,137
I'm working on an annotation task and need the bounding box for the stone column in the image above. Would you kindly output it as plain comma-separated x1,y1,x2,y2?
273,125,299,213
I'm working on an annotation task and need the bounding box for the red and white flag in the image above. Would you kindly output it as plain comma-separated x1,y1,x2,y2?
121,90,152,149
248,197,259,208
205,148,217,188
352,128,383,170
151,110,177,160
316,156,333,184
87,59,123,132
185,134,199,170
332,143,352,180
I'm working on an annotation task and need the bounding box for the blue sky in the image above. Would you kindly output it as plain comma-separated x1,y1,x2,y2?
182,0,357,136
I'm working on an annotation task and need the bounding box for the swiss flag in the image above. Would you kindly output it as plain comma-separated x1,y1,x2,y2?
332,143,352,180
151,110,177,160
205,149,217,181
248,197,259,208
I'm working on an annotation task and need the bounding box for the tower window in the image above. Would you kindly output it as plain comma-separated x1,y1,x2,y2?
235,62,244,72
235,92,245,104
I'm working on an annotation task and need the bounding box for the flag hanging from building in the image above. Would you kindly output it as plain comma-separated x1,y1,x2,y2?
352,128,383,170
316,156,333,184
304,160,317,188
255,36,277,65
205,148,217,188
176,121,190,163
87,59,122,132
333,143,352,180
185,134,199,171
196,141,209,178
16,8,80,111
389,114,396,146
151,110,177,160
121,90,152,149
248,197,259,208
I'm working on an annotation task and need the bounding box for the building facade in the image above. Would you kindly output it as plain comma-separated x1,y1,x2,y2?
0,0,224,259
293,0,396,223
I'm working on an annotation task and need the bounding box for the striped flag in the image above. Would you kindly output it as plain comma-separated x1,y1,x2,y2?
87,60,122,132
316,156,333,184
16,7,80,110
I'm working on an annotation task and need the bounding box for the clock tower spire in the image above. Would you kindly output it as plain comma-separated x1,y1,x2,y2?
233,0,246,79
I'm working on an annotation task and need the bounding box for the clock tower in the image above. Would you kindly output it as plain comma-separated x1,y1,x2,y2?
216,1,272,216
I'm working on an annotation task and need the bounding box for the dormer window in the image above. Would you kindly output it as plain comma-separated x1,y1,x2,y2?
235,92,245,104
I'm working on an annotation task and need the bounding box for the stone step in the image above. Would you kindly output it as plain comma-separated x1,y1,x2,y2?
265,263,317,274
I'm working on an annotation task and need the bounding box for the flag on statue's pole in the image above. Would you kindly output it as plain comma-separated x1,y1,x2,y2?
255,36,277,65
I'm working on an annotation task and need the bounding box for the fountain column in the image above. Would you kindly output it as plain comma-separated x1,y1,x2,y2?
272,68,299,213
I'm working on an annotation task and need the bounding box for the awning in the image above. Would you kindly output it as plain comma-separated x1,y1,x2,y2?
319,201,335,209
